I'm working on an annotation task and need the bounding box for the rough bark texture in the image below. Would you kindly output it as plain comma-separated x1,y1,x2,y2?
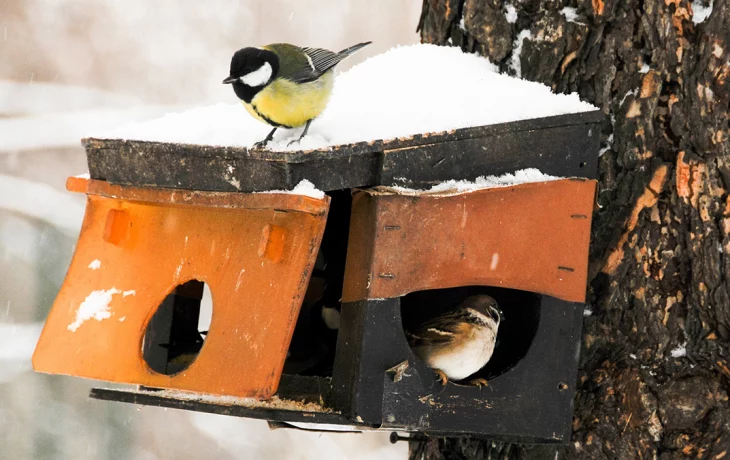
414,0,730,458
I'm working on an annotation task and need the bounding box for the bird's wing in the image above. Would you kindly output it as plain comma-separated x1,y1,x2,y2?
267,42,371,84
284,47,342,83
407,309,472,347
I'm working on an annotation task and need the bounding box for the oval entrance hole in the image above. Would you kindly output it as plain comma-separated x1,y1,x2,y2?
142,280,213,375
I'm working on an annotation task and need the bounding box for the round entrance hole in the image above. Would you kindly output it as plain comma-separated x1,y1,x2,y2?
142,280,213,375
400,285,541,381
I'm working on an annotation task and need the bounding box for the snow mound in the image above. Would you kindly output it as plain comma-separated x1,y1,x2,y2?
388,168,561,195
96,44,597,151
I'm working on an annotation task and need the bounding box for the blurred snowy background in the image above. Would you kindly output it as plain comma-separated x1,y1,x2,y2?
0,1,419,458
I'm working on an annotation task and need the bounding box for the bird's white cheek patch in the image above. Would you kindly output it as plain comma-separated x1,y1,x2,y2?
240,62,272,87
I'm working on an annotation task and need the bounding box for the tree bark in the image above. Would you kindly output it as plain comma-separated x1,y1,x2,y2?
413,0,730,458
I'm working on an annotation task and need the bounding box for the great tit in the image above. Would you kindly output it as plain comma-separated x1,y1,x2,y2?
223,42,371,149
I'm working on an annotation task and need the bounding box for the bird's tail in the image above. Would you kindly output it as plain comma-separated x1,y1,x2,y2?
337,41,372,59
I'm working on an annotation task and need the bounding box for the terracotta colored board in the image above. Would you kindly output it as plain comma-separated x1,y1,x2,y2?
33,179,329,399
342,179,596,303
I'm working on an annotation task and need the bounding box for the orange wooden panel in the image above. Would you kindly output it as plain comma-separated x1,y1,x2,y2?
33,178,329,399
342,179,596,303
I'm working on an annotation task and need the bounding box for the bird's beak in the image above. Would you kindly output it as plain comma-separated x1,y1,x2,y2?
222,76,237,84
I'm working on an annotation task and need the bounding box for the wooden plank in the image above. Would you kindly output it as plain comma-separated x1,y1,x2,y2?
84,110,604,193
89,387,364,426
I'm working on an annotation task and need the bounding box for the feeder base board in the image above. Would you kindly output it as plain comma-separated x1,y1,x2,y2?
89,387,359,427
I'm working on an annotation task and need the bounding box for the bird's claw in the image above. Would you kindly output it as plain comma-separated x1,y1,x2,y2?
253,140,270,150
435,369,449,386
467,378,489,388
286,139,300,147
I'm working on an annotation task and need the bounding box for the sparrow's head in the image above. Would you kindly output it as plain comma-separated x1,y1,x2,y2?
222,47,279,102
461,294,502,326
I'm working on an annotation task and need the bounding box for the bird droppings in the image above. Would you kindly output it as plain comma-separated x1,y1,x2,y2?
94,44,596,151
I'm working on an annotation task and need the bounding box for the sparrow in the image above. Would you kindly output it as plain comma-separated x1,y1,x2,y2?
407,294,501,387
222,41,371,148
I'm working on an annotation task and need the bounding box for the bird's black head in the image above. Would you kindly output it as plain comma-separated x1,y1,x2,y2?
222,47,280,103
462,294,502,324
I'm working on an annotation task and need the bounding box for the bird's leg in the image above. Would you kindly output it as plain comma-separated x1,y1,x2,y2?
435,369,449,386
467,377,489,388
287,119,312,146
254,127,277,149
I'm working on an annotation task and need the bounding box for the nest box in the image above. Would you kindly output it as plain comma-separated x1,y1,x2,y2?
33,111,602,443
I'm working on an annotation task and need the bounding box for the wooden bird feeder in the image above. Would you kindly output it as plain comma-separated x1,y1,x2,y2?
33,111,602,443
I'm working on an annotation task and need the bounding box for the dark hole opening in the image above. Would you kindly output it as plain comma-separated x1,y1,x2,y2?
400,285,541,381
283,190,351,378
579,161,587,168
142,279,211,375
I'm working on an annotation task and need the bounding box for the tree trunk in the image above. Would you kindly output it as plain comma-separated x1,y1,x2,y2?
412,0,730,458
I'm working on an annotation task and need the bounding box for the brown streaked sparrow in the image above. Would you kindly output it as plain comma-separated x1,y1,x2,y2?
407,294,501,387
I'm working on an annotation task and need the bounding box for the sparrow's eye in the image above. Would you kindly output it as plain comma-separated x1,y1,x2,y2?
489,306,501,322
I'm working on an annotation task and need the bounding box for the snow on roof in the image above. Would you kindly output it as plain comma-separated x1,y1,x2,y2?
96,44,597,151
255,179,326,199
385,168,561,196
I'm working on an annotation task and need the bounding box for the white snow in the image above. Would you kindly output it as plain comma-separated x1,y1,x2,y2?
510,30,533,78
96,44,596,151
88,259,101,270
122,290,136,297
692,0,713,24
256,179,326,199
583,308,592,316
670,342,687,358
240,62,273,87
68,288,121,332
560,7,582,23
639,63,650,74
505,4,518,23
75,173,91,179
389,168,560,195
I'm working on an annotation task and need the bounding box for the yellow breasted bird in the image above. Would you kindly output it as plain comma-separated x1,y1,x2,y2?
223,42,371,149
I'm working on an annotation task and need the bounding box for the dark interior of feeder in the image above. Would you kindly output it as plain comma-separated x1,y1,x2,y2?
142,279,210,376
400,286,541,381
282,190,352,378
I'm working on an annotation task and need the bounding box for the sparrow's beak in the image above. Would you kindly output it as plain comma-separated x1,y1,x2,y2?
222,76,237,84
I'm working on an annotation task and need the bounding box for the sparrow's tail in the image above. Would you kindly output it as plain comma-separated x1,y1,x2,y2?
337,41,372,59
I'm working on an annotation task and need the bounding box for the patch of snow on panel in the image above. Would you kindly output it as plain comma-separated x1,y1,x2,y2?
389,168,561,195
68,288,120,332
88,259,101,270
96,44,596,151
122,290,136,297
257,179,325,199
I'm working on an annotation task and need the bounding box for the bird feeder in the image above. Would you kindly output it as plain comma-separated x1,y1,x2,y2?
33,110,602,443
